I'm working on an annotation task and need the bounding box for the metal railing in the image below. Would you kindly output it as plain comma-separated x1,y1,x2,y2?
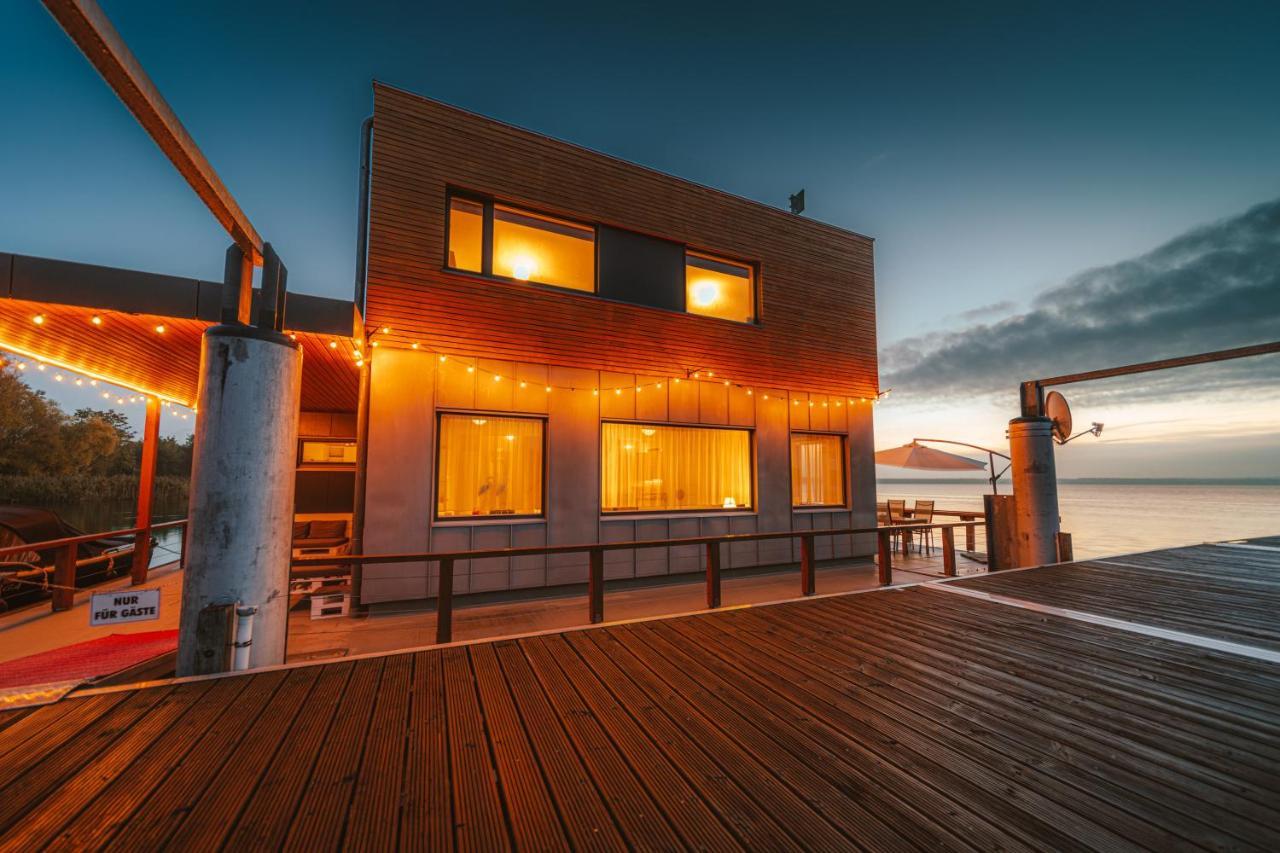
0,518,188,611
294,519,987,645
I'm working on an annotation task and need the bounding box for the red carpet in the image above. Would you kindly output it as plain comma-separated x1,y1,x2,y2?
0,630,178,690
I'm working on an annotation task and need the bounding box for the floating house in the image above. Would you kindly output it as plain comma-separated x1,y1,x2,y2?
0,82,881,609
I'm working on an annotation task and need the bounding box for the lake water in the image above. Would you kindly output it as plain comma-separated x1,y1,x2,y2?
878,481,1280,559
49,497,188,568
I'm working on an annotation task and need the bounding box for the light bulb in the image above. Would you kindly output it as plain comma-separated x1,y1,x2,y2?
329,341,338,349
91,315,102,326
154,324,165,334
32,314,45,325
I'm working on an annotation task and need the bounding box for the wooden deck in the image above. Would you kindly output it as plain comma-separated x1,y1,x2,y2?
1,538,1278,850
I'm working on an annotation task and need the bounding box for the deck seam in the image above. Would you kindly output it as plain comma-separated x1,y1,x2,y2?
929,583,1280,664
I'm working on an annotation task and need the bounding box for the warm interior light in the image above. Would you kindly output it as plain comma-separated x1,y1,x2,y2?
472,418,487,426
511,256,537,281
505,435,516,441
690,279,720,308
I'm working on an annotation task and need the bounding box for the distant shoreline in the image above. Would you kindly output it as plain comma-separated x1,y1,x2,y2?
877,477,1280,486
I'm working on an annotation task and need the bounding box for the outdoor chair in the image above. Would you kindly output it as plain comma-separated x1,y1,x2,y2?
886,499,909,550
912,500,936,555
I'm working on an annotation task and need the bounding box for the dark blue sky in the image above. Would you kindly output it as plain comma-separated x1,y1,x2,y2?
3,1,1279,469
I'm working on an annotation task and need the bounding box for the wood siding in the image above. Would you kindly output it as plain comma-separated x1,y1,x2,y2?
366,83,878,399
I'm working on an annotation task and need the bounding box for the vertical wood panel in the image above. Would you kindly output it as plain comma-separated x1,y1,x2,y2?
698,380,728,424
599,372,636,420
547,367,598,585
635,375,668,422
668,378,698,422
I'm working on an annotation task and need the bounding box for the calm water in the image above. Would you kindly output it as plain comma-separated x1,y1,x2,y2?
49,497,187,568
878,481,1280,559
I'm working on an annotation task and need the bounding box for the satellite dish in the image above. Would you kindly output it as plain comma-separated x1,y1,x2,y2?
1045,391,1072,444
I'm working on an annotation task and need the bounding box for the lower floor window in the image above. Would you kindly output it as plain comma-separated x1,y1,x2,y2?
791,433,846,507
601,422,752,512
437,414,544,517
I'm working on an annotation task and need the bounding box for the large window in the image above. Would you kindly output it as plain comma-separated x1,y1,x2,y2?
602,423,752,513
437,414,544,518
791,433,846,507
447,194,596,292
299,439,357,466
685,252,755,323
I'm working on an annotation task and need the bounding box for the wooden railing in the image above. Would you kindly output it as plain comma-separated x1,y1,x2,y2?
0,518,188,611
294,519,986,645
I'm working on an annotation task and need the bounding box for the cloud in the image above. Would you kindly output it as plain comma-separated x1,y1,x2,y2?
952,300,1017,324
881,198,1280,404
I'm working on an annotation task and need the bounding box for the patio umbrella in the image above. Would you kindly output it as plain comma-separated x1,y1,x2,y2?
874,441,987,471
875,438,1009,494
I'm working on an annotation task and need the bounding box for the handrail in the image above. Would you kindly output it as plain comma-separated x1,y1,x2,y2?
0,518,188,612
292,520,978,567
291,518,987,645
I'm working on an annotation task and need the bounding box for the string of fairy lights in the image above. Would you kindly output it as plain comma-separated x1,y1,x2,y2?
343,327,891,408
1,356,194,421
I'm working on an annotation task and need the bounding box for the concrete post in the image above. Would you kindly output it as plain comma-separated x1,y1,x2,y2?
177,325,301,675
1008,416,1060,568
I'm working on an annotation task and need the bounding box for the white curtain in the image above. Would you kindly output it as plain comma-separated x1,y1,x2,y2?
438,415,543,517
602,423,752,512
791,433,845,506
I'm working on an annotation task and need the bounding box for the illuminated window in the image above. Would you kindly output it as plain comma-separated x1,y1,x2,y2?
446,193,596,292
790,433,846,507
601,423,752,513
447,197,484,272
437,414,544,518
299,440,357,466
685,252,755,323
492,204,595,291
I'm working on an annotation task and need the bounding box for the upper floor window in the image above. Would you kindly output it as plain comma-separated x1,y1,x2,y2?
447,194,596,293
447,191,757,321
685,252,755,323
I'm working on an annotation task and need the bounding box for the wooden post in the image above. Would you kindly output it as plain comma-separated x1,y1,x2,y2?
589,548,605,624
800,534,816,596
131,395,160,584
964,515,976,552
52,542,77,611
1056,532,1074,563
436,557,454,645
942,527,957,577
877,528,892,585
192,603,234,675
705,542,722,608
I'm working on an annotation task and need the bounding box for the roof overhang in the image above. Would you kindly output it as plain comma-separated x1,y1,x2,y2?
0,252,362,411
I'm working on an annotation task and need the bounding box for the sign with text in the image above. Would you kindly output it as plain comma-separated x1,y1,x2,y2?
90,589,161,626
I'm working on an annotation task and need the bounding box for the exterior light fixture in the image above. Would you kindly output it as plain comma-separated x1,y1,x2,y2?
466,365,475,373
33,314,45,325
747,389,753,396
91,315,102,326
439,355,446,362
545,386,552,393
329,341,338,349
411,343,420,350
494,374,501,382
154,324,165,334
54,374,64,382
381,326,391,334
371,341,379,348
520,381,527,388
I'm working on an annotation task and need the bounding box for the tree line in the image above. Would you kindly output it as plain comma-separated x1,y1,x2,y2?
0,360,192,503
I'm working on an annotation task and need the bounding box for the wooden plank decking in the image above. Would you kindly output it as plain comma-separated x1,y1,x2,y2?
0,538,1278,850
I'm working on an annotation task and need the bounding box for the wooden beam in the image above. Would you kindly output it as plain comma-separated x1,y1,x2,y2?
131,396,160,584
41,0,264,264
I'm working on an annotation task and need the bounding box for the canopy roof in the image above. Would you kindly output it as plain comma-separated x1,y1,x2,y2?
0,252,362,411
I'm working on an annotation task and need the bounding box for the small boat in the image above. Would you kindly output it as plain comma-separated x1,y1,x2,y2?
0,507,144,611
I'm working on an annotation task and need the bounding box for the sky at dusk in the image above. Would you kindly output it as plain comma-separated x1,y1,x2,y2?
2,1,1278,475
